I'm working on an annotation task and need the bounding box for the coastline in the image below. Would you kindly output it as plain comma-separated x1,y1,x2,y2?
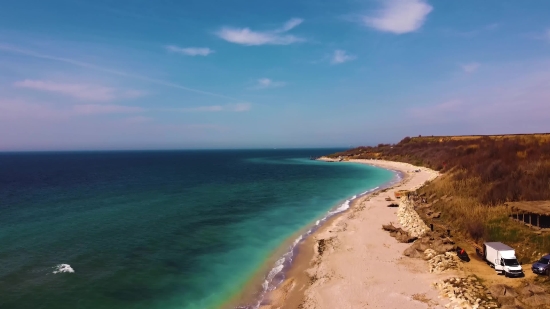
227,158,402,309
258,158,444,309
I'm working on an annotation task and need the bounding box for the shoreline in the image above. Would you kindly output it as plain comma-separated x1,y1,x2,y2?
227,159,404,309
259,158,444,309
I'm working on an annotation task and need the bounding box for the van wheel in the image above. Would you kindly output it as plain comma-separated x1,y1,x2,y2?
546,269,550,276
504,272,508,278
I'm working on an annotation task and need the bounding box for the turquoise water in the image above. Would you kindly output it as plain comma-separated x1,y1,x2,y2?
0,150,395,309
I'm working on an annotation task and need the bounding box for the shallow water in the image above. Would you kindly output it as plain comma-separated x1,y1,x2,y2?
0,149,394,309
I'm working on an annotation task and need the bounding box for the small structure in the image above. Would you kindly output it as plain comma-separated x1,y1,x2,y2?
506,201,550,230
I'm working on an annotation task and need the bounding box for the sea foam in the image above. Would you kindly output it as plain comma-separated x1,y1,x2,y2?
52,264,74,274
252,180,394,308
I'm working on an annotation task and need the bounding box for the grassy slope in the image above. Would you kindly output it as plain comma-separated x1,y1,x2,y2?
329,134,550,262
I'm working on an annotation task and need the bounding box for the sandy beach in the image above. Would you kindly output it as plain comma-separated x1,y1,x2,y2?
260,158,449,309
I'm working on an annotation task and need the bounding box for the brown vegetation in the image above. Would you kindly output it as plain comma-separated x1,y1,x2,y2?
329,134,550,263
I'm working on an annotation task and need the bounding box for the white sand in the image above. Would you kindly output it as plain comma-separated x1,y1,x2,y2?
269,158,453,309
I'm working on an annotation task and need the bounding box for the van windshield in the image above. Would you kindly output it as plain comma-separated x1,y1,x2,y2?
504,259,519,266
538,258,550,264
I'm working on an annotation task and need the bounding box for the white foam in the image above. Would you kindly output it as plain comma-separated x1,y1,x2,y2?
359,186,378,196
52,264,74,274
261,257,286,292
252,181,398,308
328,199,351,215
292,235,303,247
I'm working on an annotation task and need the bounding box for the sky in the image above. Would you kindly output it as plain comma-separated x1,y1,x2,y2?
1,0,550,150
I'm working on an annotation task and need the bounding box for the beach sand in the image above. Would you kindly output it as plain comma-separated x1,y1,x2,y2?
260,159,450,309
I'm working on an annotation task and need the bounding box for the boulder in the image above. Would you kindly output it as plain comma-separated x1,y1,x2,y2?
518,283,546,297
489,284,517,298
382,223,417,243
521,293,550,307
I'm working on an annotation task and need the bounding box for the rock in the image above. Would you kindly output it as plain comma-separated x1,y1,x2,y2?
382,223,417,243
522,293,550,307
396,199,429,237
433,276,493,309
517,282,550,307
488,284,517,298
518,282,546,296
404,231,455,259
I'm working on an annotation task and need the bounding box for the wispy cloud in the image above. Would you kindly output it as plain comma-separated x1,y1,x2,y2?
409,99,464,122
216,18,304,46
255,78,286,89
121,116,153,124
72,104,145,115
363,0,433,34
408,62,550,128
165,45,214,56
277,18,304,32
0,44,241,101
461,62,480,73
0,97,249,122
0,98,65,120
171,102,251,112
0,98,145,121
441,23,500,38
331,50,356,64
14,79,144,102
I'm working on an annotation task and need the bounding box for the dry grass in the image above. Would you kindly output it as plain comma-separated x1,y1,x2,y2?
329,134,550,262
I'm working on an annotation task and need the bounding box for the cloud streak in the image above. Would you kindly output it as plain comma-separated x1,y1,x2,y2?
170,103,251,112
331,50,356,64
255,78,286,89
0,97,250,122
363,0,433,34
408,63,550,128
216,18,304,46
461,62,480,73
165,45,214,56
72,104,145,115
14,80,144,101
0,44,241,101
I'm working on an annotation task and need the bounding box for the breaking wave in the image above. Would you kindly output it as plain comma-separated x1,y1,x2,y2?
52,264,74,274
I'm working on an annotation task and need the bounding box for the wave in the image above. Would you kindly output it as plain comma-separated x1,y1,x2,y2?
244,183,391,309
52,264,74,274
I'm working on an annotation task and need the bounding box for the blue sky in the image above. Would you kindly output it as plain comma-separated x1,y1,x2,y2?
1,0,550,150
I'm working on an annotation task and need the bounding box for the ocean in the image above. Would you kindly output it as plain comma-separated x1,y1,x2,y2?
0,149,395,309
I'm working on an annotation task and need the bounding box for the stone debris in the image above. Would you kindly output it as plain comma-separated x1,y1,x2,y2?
488,283,550,308
432,276,499,309
425,249,461,273
403,231,455,259
382,223,417,243
397,199,430,237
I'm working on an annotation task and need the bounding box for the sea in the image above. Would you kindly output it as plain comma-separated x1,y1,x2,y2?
0,149,396,309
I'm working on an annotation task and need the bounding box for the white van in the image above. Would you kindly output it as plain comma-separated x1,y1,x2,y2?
483,242,523,277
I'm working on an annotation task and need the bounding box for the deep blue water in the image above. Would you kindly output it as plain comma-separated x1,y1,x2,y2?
0,149,394,309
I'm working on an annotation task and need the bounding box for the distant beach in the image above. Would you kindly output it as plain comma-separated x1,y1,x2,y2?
255,158,443,309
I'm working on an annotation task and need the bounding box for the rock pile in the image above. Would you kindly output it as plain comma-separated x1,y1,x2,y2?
403,231,455,259
432,276,499,309
397,199,429,237
518,283,550,307
488,283,550,308
382,223,417,243
424,249,461,273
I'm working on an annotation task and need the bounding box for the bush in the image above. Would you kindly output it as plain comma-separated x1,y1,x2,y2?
466,220,485,240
